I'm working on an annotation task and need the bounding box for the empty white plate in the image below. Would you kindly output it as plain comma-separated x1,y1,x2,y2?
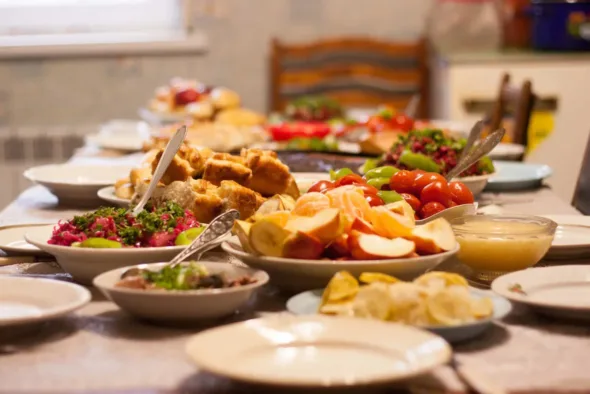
486,161,552,191
97,186,131,208
185,314,451,387
0,276,90,327
542,215,590,260
492,265,590,321
0,224,53,255
24,164,133,205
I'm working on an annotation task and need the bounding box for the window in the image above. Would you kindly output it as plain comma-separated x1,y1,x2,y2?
0,0,206,57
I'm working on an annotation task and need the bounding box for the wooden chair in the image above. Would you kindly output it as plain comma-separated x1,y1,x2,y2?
269,37,429,118
572,131,590,215
488,73,536,148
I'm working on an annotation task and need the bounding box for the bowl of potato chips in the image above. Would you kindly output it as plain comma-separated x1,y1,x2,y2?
286,271,512,343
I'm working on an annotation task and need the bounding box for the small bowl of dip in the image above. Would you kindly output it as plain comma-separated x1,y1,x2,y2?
450,214,557,282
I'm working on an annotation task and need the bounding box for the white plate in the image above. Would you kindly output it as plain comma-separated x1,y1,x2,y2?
97,186,131,208
138,107,187,125
492,265,590,321
221,237,459,293
286,288,511,344
489,143,525,161
541,215,590,260
0,276,90,327
0,224,54,255
85,134,149,152
94,262,269,322
185,314,451,387
25,226,189,285
99,119,151,136
24,164,133,205
486,161,552,191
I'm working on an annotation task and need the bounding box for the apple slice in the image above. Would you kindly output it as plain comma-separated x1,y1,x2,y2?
277,194,296,211
254,197,283,217
282,231,325,259
348,231,416,260
232,220,256,254
410,218,457,255
385,200,416,225
325,233,351,259
285,208,343,243
370,206,414,238
249,219,293,257
350,217,378,235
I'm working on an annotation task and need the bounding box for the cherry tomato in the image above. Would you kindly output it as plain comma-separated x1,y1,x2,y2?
400,193,422,212
420,202,446,219
308,180,335,194
392,113,415,132
420,181,453,207
365,194,384,207
335,174,365,187
355,184,379,196
389,170,416,194
448,200,457,207
412,172,446,195
448,181,475,205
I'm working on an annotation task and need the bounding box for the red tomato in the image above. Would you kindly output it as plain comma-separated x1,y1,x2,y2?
308,180,335,194
335,174,365,187
389,170,416,194
412,172,446,195
355,184,379,196
392,114,415,132
420,202,446,219
174,88,200,106
400,193,422,212
420,181,453,207
268,122,331,141
448,200,457,207
365,194,384,207
449,181,475,205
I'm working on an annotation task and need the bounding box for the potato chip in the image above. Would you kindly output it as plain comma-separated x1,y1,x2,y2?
359,272,400,284
471,297,494,319
320,271,359,305
351,283,391,320
426,286,475,326
414,271,469,288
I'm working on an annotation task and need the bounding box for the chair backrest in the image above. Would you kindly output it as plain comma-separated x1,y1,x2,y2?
269,37,429,118
488,73,536,147
572,131,590,214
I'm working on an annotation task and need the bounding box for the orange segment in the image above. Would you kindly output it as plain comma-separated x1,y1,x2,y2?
327,188,373,223
370,206,415,238
292,192,332,217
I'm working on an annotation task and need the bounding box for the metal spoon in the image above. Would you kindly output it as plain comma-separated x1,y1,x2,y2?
120,209,240,279
131,125,187,216
456,120,485,170
445,128,505,182
404,94,421,119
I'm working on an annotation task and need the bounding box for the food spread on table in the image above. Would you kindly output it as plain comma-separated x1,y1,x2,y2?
115,262,257,290
233,183,457,260
319,271,493,326
48,202,203,248
114,146,298,223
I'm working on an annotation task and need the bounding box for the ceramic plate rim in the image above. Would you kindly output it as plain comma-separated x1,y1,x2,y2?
25,225,187,256
286,288,512,330
97,186,131,205
185,315,452,387
23,164,133,186
93,261,269,297
491,265,590,311
0,223,54,254
541,215,590,250
0,276,91,326
221,239,459,266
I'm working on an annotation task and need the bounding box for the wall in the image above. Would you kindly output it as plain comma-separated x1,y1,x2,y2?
0,0,432,208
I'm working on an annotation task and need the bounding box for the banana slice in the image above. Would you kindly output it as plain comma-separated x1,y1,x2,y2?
233,220,255,254
248,219,292,257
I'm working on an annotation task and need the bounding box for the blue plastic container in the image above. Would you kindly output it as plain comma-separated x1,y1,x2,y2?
531,0,590,51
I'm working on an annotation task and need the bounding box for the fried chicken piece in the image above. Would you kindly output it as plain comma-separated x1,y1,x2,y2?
189,178,218,195
241,148,278,159
191,192,224,223
151,149,195,184
211,152,245,165
130,166,152,186
202,158,252,186
216,180,264,220
242,149,291,196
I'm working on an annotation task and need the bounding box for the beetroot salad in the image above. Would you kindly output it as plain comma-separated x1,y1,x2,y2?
48,201,201,248
379,129,495,177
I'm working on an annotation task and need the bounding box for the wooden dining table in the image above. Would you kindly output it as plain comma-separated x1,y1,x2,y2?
0,147,589,394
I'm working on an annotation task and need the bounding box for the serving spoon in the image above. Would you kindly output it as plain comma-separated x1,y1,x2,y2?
131,125,187,216
120,209,240,279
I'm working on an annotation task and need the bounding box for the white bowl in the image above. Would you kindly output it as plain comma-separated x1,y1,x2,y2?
0,276,90,327
454,173,492,197
24,225,188,285
24,164,133,206
185,314,452,387
221,237,459,293
93,262,269,322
